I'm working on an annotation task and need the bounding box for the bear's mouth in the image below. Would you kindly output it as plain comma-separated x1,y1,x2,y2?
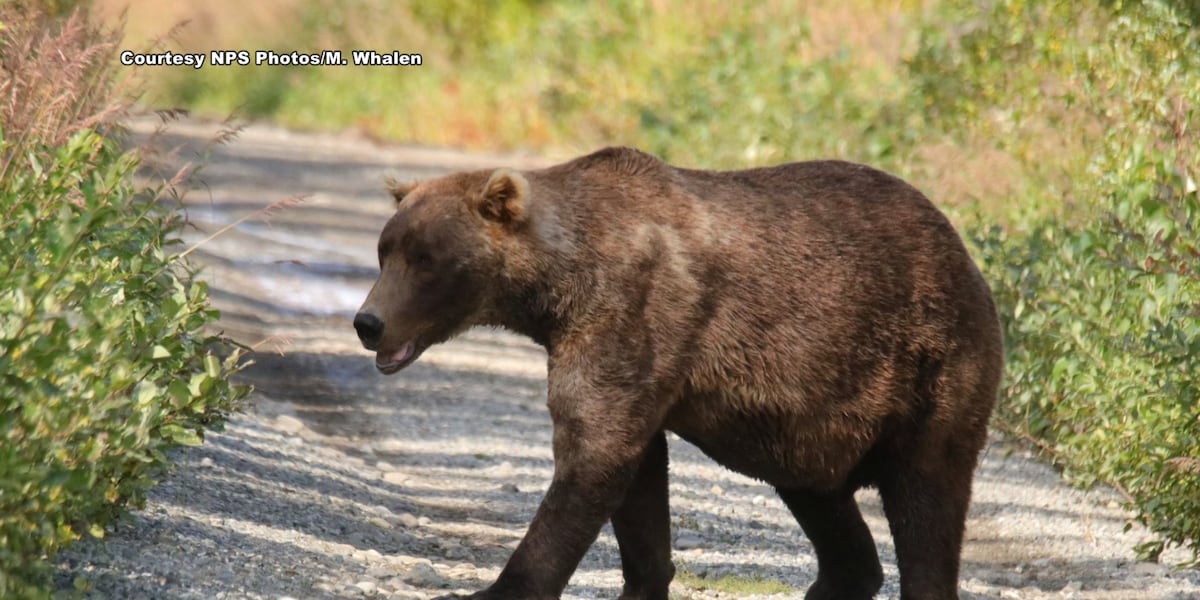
375,341,422,375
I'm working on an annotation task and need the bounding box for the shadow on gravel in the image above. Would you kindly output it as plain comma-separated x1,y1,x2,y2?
57,515,368,600
960,556,1157,595
237,350,551,443
58,335,1191,599
144,129,456,196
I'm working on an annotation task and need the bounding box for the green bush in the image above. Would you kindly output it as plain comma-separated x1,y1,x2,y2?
975,173,1200,562
0,7,248,597
941,0,1200,562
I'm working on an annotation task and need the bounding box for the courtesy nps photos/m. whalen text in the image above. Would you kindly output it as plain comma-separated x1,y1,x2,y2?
119,48,423,69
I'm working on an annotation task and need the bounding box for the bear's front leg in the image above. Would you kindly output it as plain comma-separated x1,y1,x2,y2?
442,344,670,600
611,431,674,600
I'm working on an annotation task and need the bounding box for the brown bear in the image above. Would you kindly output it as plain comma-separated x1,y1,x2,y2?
354,147,1003,600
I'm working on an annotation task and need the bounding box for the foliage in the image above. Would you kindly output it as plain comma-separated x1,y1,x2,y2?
674,568,795,596
135,0,916,166
0,6,248,597
941,0,1200,562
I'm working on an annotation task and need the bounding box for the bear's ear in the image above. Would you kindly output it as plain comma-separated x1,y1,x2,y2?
384,176,418,208
473,168,528,225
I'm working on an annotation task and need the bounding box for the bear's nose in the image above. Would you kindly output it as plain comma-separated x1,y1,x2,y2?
353,312,384,349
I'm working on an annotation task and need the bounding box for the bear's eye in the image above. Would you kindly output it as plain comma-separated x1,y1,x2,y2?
377,241,392,268
412,252,434,270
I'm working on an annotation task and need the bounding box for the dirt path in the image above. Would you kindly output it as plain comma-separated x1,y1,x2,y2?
55,118,1200,600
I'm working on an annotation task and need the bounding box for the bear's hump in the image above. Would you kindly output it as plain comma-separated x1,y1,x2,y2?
570,146,666,177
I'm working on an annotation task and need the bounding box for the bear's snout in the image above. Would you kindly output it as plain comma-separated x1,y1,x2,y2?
353,312,385,349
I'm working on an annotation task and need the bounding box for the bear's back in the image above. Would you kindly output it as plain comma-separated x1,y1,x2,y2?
535,149,983,336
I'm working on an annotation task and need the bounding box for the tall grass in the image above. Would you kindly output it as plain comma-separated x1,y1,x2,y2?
0,6,248,597
0,6,125,176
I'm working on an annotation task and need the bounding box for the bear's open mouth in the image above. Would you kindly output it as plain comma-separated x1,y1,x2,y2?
375,341,421,375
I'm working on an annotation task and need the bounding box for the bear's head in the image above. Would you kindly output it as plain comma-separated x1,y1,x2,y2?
355,168,530,374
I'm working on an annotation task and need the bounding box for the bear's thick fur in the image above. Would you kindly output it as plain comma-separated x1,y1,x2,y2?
355,147,1003,600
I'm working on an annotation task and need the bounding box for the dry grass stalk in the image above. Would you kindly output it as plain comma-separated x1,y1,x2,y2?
0,5,130,183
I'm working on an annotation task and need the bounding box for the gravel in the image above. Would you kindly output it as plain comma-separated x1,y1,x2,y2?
54,118,1200,599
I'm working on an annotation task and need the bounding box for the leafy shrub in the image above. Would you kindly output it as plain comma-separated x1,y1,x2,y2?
940,0,1200,562
0,7,248,597
976,175,1200,562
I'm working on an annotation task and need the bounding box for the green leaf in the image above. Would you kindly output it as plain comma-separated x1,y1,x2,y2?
135,382,159,406
161,424,203,446
188,373,208,397
204,354,221,379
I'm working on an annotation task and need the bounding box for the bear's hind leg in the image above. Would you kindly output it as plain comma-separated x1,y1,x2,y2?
877,343,997,600
876,444,976,600
611,431,674,600
777,488,883,600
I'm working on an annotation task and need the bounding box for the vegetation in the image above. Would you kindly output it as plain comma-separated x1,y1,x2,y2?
674,568,796,596
113,0,920,166
0,6,248,597
953,0,1200,563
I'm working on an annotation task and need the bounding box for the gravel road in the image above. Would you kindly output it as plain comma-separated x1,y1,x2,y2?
55,118,1200,600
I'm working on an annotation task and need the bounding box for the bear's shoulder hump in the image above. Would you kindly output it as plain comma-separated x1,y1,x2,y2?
570,146,666,177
